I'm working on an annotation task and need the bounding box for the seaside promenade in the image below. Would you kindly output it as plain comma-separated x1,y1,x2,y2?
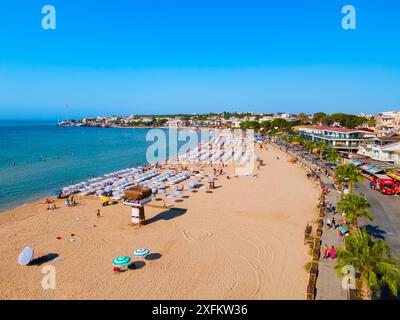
271,141,348,300
315,174,348,300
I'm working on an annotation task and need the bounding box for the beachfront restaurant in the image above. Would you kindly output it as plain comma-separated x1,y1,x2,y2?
293,126,376,152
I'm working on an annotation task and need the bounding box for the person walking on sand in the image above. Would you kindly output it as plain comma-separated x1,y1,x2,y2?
330,246,335,260
332,216,336,229
323,244,329,259
71,195,75,207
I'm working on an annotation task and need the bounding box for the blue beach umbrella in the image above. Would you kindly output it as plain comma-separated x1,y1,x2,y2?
167,194,176,199
50,190,61,196
175,191,183,196
133,248,150,257
112,256,131,267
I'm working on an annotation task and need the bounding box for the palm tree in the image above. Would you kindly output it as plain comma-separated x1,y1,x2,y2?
304,140,315,152
326,147,339,165
291,134,304,146
335,163,361,192
337,192,374,227
346,165,362,193
336,228,400,300
315,141,327,168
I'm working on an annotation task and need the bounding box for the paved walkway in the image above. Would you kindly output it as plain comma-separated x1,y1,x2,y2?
315,175,348,300
271,142,348,300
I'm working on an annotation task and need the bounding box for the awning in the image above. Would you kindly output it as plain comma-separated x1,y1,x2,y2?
360,164,384,175
345,158,364,166
387,171,400,182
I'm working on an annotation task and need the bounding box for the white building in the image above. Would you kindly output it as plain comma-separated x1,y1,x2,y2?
358,141,400,165
375,111,400,136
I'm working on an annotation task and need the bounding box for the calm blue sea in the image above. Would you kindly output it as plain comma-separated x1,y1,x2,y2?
0,121,179,211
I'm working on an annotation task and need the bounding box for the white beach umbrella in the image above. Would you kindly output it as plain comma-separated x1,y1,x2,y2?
133,248,150,257
17,247,34,266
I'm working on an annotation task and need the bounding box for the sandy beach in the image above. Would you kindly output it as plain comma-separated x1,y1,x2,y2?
0,145,319,300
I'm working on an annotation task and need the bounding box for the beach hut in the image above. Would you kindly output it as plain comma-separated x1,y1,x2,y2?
123,186,153,225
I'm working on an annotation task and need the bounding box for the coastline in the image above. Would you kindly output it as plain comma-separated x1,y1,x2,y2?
0,145,319,299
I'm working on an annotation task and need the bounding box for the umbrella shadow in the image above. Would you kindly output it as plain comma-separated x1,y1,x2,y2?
145,253,162,261
29,253,59,266
145,208,187,226
364,225,387,240
128,261,145,270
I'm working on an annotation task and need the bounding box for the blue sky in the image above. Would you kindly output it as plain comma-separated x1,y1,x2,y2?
0,0,399,120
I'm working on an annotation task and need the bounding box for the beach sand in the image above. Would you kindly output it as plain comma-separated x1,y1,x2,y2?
0,145,319,299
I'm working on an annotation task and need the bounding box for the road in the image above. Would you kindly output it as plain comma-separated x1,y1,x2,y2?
354,180,400,259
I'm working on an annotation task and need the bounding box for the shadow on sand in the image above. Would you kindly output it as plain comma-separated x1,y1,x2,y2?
128,261,145,270
145,253,162,261
29,253,59,266
145,208,187,226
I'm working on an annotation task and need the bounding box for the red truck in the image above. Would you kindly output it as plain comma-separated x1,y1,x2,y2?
375,174,396,195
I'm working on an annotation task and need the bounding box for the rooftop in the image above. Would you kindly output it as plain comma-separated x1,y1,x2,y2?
294,126,373,133
377,135,400,141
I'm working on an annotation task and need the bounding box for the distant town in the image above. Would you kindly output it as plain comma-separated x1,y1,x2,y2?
59,111,400,166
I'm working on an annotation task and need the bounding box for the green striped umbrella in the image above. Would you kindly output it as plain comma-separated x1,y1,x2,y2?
112,256,131,267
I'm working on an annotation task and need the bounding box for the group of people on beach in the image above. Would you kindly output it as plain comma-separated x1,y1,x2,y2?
44,198,57,211
66,195,77,208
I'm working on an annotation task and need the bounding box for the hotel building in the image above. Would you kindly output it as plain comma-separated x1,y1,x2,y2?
294,126,377,152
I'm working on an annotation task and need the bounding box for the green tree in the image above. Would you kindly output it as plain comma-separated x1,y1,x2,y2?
367,117,376,128
312,112,329,125
304,140,315,152
314,141,327,168
297,113,311,124
240,121,260,131
328,113,367,129
336,228,400,300
337,193,374,227
335,163,361,192
326,147,339,165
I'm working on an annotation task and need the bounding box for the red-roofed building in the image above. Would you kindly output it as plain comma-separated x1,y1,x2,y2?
293,125,377,152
